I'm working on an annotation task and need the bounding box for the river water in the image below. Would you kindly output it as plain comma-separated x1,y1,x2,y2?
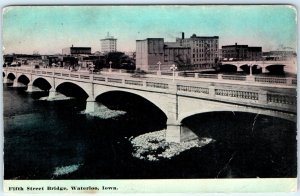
3,84,297,179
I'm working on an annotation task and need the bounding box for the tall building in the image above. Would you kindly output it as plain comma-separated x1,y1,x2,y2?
136,38,164,71
136,38,190,71
101,33,117,52
176,33,219,66
222,43,262,60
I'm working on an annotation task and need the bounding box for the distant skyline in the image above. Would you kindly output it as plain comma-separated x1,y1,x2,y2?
3,5,297,55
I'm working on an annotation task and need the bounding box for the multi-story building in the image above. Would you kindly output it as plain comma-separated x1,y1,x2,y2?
163,42,191,68
222,43,262,61
62,45,91,56
247,47,263,61
176,33,219,67
136,38,164,71
101,33,117,52
136,38,190,71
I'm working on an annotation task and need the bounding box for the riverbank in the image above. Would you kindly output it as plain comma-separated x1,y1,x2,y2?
130,130,214,161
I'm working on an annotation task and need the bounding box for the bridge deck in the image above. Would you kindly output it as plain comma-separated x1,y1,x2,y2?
4,67,297,116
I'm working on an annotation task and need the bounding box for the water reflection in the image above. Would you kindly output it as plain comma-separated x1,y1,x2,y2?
3,85,297,179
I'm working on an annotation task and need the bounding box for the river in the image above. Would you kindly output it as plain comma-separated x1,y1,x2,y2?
3,84,297,179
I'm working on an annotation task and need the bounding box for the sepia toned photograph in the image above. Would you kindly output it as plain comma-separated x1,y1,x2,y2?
2,4,297,193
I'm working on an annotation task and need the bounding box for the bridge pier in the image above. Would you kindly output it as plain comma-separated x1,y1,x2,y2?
3,77,13,84
85,97,97,113
84,97,104,113
26,82,34,93
165,83,198,143
13,79,18,87
48,88,57,99
12,80,25,87
165,122,198,143
262,67,268,73
237,67,243,72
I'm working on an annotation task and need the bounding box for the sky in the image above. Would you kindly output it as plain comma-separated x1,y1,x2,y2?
2,5,297,54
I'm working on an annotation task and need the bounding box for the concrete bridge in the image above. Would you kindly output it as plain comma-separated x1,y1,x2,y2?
222,60,296,73
3,67,297,143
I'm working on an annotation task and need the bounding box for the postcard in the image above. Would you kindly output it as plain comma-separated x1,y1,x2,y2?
2,5,297,193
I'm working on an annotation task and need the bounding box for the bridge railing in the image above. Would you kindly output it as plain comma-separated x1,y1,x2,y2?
177,84,209,94
221,75,247,81
215,88,259,100
254,76,296,85
4,67,297,87
176,83,296,113
267,93,297,105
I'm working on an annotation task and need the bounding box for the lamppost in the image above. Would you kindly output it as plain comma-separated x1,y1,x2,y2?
170,64,178,82
249,63,253,76
157,61,161,75
109,61,112,72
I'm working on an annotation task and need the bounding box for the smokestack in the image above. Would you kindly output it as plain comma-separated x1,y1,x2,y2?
182,32,185,39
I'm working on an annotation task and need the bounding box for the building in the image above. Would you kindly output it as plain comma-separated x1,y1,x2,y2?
136,32,218,71
163,42,191,68
136,38,190,71
222,43,262,61
221,44,248,60
3,54,42,66
248,47,263,61
176,33,219,67
217,49,223,59
101,33,117,52
62,45,91,56
136,38,164,71
262,50,296,61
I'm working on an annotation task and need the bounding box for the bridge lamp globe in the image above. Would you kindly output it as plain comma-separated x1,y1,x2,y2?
109,61,112,70
170,64,177,71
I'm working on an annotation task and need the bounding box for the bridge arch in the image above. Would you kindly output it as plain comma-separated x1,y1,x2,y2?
56,82,89,100
180,110,296,151
17,74,30,85
32,76,53,88
95,90,167,118
7,73,16,80
94,88,169,117
32,77,52,91
55,79,92,97
177,95,296,123
239,64,262,74
94,90,168,133
219,64,238,72
265,64,285,74
178,107,296,123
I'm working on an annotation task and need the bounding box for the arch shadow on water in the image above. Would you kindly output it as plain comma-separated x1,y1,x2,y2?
53,91,169,179
181,111,297,178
